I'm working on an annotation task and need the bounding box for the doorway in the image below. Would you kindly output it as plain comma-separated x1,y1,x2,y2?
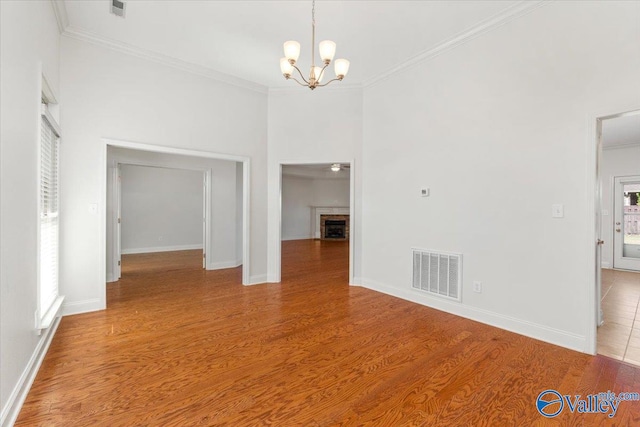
278,162,354,283
101,139,251,311
113,164,208,280
595,110,640,363
613,176,640,271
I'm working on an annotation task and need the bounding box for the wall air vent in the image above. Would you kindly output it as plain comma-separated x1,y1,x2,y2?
111,0,126,18
412,249,462,302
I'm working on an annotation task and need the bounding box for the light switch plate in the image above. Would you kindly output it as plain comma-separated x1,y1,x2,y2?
552,204,564,218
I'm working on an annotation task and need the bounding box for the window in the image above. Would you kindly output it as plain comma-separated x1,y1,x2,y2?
38,102,63,329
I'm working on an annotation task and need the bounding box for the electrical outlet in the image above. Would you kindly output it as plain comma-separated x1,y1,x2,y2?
473,281,482,293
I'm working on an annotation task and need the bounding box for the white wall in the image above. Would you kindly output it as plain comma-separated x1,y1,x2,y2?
601,145,640,268
0,1,61,423
267,88,363,281
120,165,203,254
60,36,268,315
361,1,640,352
281,175,350,240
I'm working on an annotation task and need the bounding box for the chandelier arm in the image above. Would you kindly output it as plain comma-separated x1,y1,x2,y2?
291,64,310,85
317,62,330,82
287,76,310,87
315,77,343,88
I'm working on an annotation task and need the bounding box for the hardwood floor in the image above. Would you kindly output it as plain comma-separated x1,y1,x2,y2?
16,240,640,425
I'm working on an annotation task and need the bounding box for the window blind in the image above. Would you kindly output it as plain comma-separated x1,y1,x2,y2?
39,105,60,323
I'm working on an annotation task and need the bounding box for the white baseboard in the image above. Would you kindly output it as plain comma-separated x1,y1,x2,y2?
121,244,203,255
350,276,363,286
281,235,313,241
206,260,242,270
62,298,103,316
601,262,611,269
1,316,61,427
106,273,116,283
358,278,586,353
246,274,267,285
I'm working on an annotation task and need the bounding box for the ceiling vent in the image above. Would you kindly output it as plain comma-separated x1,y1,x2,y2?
110,0,126,18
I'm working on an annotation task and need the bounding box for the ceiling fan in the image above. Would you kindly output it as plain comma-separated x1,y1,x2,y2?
329,163,350,172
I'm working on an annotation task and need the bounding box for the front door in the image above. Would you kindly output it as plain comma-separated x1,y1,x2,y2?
614,176,640,271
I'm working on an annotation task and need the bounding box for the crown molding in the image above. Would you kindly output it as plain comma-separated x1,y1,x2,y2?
603,142,640,151
50,0,69,34
363,0,550,88
62,26,268,94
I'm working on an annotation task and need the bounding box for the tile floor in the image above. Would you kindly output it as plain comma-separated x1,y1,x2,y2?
598,268,640,365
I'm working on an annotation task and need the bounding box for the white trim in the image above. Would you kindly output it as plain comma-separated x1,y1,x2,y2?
62,298,103,316
248,274,268,285
36,295,65,331
102,138,248,163
207,260,243,270
603,142,640,150
601,262,611,269
281,235,314,241
41,74,58,105
62,26,267,94
357,278,586,353
121,244,203,255
40,104,61,137
269,84,363,94
0,316,61,427
49,0,69,34
363,0,549,88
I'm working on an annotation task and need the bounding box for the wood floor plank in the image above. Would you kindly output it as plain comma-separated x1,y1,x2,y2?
15,240,640,426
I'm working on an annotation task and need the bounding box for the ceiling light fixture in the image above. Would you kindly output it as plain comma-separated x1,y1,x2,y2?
331,163,341,172
280,0,350,90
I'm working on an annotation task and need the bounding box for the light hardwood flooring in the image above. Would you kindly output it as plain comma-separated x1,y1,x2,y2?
598,268,640,365
16,240,640,425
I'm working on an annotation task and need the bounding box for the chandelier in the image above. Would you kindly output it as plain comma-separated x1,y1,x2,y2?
280,0,350,90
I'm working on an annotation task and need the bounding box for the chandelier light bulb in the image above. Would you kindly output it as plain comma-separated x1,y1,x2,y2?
331,164,341,172
319,40,336,63
280,58,293,76
312,66,324,83
334,59,350,79
283,41,301,63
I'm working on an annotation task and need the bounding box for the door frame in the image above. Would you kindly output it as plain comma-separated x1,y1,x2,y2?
274,160,355,284
613,175,640,271
589,108,640,354
99,138,251,300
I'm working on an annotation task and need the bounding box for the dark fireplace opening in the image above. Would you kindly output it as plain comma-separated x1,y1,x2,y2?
324,220,346,239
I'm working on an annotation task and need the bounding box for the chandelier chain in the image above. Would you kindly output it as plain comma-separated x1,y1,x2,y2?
311,0,316,68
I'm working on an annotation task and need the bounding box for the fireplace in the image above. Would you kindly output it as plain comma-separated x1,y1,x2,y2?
325,220,346,239
320,215,349,240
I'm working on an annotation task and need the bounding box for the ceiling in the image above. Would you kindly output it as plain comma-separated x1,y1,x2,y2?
283,164,349,179
59,0,529,89
602,114,640,149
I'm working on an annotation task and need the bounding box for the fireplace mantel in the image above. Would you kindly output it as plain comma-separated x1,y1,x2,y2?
311,206,349,239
